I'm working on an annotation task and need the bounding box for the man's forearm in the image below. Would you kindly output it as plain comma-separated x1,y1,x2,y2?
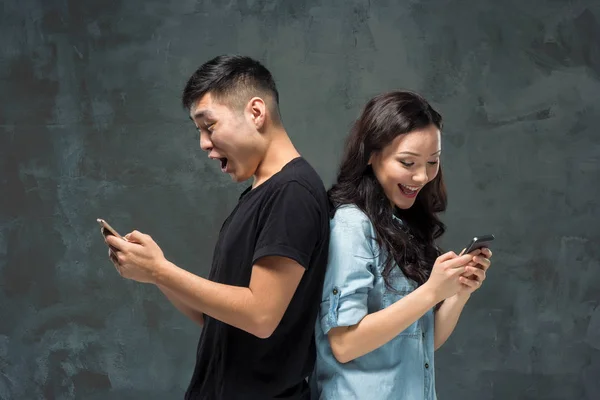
157,284,204,326
434,293,470,350
153,260,271,338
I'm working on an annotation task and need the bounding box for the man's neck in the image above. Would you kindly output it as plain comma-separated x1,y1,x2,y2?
252,128,300,188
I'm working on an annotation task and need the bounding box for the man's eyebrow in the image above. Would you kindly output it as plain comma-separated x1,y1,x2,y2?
191,110,215,121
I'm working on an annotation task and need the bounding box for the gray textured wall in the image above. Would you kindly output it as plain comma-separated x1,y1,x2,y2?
1,0,599,399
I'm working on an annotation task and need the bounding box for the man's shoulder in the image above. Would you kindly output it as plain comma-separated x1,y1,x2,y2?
252,157,327,205
271,157,327,197
282,157,321,179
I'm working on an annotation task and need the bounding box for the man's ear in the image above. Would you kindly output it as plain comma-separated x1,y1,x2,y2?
247,97,267,130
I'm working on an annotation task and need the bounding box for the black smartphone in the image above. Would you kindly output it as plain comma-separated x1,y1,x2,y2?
464,234,494,254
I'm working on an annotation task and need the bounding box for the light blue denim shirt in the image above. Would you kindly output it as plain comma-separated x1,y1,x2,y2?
312,205,437,400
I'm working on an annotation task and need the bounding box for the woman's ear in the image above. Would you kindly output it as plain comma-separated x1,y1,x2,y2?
367,150,376,166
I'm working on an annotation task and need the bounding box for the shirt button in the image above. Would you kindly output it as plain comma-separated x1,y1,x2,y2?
425,363,429,369
332,288,338,295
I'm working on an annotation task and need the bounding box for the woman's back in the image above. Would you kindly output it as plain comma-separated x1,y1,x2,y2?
313,204,437,400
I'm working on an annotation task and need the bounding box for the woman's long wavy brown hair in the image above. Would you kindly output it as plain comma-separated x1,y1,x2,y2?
328,91,447,289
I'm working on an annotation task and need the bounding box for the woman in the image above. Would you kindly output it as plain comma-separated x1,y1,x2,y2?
313,91,493,399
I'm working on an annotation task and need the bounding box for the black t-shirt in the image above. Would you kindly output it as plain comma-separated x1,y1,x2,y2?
185,157,330,400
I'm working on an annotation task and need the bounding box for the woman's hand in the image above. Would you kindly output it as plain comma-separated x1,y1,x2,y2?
425,251,476,302
457,248,492,296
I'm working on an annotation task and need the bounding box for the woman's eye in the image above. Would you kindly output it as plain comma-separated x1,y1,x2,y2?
400,161,414,167
428,161,439,165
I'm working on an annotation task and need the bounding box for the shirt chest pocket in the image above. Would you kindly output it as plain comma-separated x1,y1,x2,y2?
380,271,423,338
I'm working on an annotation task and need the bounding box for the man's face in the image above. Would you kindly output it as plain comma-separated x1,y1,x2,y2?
189,93,264,182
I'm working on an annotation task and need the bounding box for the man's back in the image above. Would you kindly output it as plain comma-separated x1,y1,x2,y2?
186,157,330,399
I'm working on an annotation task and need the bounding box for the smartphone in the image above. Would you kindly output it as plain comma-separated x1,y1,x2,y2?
96,218,124,240
464,234,494,254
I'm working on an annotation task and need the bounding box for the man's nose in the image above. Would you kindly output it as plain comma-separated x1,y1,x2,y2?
199,131,212,152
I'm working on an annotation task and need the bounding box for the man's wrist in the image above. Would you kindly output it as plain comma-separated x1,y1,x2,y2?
152,258,173,285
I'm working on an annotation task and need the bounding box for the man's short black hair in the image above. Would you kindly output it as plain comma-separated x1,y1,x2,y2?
182,55,281,121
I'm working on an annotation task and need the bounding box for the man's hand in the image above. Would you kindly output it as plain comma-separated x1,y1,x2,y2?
102,230,306,338
104,230,167,284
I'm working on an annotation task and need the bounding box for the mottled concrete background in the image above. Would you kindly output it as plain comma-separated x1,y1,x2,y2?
1,0,599,398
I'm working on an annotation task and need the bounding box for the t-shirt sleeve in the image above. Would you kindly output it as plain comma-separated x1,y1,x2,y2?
319,207,375,335
252,181,322,269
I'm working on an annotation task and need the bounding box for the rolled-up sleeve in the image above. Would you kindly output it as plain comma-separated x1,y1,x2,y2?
320,206,375,335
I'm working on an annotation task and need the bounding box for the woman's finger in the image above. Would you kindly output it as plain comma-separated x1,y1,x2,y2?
474,256,491,270
460,276,480,288
446,254,475,269
467,249,483,257
438,251,458,263
465,266,486,282
481,248,492,258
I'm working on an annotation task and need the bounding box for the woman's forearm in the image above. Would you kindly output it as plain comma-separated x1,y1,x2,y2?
434,293,470,350
328,284,440,363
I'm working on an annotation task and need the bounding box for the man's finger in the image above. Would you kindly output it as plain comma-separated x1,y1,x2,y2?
125,230,146,244
106,235,127,250
127,231,146,243
108,248,120,268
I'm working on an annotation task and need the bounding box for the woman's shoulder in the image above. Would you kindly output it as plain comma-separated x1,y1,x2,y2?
331,204,375,235
332,203,369,221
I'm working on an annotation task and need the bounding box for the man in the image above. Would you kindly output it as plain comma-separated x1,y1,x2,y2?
104,55,330,399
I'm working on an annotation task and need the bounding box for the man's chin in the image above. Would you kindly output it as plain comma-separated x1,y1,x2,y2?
230,172,251,183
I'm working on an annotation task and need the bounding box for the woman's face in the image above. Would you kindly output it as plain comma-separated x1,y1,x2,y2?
369,124,441,210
